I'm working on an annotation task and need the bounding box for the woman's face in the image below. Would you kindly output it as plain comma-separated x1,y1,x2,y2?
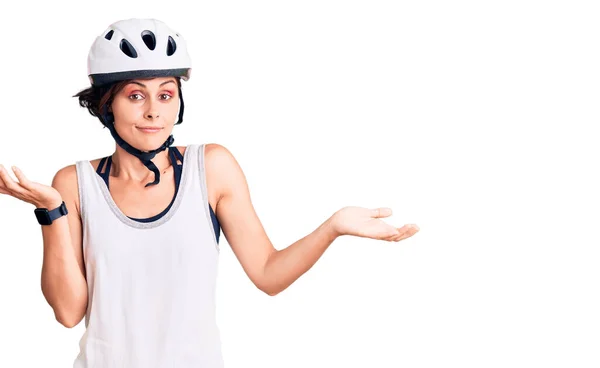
111,77,179,151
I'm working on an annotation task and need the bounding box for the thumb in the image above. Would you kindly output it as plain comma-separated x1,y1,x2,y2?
371,207,393,218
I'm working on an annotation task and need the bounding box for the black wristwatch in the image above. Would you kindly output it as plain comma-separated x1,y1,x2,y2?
34,201,68,225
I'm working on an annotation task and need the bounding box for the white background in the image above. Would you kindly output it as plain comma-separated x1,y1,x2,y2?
0,1,598,367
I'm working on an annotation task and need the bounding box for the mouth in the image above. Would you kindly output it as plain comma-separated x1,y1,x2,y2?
136,126,163,133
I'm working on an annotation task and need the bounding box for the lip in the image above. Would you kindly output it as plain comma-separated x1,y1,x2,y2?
136,127,163,133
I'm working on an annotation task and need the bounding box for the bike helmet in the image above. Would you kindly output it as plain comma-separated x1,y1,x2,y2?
87,18,192,187
88,18,191,86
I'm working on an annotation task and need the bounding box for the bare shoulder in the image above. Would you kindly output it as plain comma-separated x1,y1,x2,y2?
203,143,247,202
51,164,81,213
204,143,232,160
52,164,78,191
204,143,241,175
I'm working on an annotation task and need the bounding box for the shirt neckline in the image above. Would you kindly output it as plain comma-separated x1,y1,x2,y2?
85,145,194,229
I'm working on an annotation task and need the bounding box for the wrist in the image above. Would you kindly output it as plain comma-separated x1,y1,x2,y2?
34,199,68,226
324,214,342,240
35,197,64,210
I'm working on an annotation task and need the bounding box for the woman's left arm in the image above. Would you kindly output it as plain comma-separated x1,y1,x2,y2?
207,144,419,296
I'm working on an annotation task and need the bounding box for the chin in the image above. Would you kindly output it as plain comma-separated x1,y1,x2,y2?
132,135,170,152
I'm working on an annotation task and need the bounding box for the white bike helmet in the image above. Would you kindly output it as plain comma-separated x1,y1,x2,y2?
87,18,192,86
85,18,192,187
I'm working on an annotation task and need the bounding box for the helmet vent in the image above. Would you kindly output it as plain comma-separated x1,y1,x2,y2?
141,30,156,50
120,39,138,58
105,30,114,40
167,36,177,56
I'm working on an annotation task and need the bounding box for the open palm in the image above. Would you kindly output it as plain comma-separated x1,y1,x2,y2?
0,165,61,208
331,206,419,242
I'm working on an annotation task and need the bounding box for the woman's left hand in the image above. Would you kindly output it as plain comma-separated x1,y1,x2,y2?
330,206,419,242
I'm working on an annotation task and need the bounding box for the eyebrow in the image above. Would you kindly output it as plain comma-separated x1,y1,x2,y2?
126,80,176,88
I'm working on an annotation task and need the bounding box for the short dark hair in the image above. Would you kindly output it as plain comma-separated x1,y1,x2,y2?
73,76,182,127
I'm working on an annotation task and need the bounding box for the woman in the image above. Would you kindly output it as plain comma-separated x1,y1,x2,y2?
0,18,419,367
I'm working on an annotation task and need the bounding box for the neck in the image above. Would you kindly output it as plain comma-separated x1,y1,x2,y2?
110,144,171,182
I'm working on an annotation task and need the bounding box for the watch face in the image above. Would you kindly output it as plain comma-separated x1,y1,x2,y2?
34,209,52,225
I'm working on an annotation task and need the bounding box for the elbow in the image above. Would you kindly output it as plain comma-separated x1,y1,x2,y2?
41,284,88,329
254,280,280,296
56,312,83,328
257,282,284,296
264,288,280,297
259,253,285,296
52,299,87,329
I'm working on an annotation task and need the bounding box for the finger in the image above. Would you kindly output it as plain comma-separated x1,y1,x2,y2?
0,187,10,195
0,165,11,189
0,165,26,195
378,231,399,241
11,166,32,189
383,234,401,242
0,165,7,189
371,207,393,218
377,225,401,241
389,232,408,242
384,225,412,241
391,225,420,242
385,227,400,238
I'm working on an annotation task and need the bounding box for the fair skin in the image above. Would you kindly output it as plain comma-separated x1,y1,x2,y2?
0,76,419,328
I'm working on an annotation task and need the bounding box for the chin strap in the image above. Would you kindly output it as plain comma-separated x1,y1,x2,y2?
98,84,185,187
100,106,175,188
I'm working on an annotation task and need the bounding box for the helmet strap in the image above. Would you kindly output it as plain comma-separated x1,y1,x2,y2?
176,84,185,125
100,105,175,187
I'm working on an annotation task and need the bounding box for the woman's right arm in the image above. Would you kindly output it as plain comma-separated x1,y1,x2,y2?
40,165,88,328
0,164,87,328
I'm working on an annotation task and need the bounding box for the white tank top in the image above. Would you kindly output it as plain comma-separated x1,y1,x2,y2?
72,144,224,368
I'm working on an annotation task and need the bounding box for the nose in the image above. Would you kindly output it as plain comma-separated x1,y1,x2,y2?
146,111,159,119
145,99,160,119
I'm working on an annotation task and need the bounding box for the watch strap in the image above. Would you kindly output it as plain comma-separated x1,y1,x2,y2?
48,201,68,222
35,201,68,225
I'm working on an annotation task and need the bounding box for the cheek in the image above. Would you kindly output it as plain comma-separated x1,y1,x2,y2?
112,100,143,121
164,100,180,114
159,101,180,122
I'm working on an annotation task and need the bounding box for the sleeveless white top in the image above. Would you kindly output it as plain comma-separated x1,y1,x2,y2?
72,144,223,368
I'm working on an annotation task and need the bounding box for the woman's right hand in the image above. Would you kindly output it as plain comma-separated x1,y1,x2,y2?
0,164,63,209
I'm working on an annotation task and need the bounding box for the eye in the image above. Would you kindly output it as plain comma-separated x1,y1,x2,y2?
129,94,144,100
160,94,172,100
